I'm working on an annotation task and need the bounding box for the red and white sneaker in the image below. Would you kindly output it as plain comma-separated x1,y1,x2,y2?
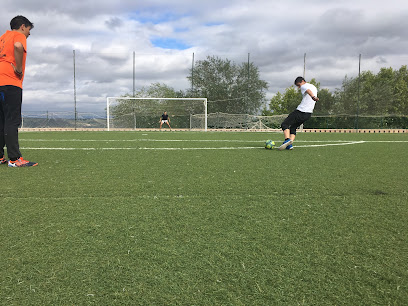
8,157,38,167
0,156,7,164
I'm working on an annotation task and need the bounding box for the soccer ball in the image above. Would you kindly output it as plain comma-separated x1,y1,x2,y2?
265,140,275,149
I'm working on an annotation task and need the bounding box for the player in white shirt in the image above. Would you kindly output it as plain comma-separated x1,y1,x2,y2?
278,77,319,150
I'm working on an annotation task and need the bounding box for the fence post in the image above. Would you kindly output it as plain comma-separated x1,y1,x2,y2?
356,54,361,130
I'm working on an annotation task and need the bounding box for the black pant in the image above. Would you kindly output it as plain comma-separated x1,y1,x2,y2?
281,109,311,136
0,85,22,161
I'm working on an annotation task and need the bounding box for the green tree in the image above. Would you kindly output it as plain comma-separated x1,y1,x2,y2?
111,82,182,116
263,86,301,115
129,82,183,98
263,78,334,115
308,79,336,115
393,66,408,114
314,88,336,115
187,56,268,114
334,66,408,116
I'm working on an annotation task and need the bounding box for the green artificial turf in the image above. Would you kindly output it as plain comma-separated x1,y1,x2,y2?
1,131,407,305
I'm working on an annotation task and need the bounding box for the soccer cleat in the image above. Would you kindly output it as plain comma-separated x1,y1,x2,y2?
8,157,38,167
277,139,293,151
0,156,7,164
286,144,293,150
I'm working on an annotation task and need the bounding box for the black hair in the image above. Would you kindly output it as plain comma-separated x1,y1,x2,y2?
10,15,34,30
294,76,305,85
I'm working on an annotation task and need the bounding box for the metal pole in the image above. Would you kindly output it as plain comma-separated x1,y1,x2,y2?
191,52,194,92
204,98,207,132
133,108,136,130
247,53,250,105
303,53,306,79
298,53,306,132
133,51,135,97
106,97,110,131
356,54,361,130
73,50,77,130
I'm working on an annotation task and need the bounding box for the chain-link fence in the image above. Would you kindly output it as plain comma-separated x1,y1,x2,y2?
21,51,407,129
21,111,408,130
22,112,107,129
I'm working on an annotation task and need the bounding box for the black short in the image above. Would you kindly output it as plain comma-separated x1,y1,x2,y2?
281,110,311,135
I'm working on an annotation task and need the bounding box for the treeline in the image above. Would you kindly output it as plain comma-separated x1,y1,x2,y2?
118,58,407,119
263,65,408,116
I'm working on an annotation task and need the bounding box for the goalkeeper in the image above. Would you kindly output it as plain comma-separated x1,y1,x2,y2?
277,76,319,150
159,111,172,130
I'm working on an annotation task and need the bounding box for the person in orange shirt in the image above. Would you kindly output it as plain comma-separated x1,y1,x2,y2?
0,15,38,167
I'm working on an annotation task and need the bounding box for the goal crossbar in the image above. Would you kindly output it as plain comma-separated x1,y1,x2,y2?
106,97,208,131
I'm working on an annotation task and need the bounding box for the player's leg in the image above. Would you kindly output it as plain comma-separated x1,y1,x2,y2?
291,111,311,136
289,123,297,140
4,86,38,167
166,121,171,129
0,88,6,163
160,121,163,129
286,126,297,150
3,86,22,160
286,112,311,150
283,128,290,139
278,111,297,150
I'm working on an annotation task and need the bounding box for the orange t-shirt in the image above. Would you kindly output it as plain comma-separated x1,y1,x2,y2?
0,30,27,88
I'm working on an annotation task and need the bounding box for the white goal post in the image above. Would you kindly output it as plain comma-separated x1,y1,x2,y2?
106,97,208,131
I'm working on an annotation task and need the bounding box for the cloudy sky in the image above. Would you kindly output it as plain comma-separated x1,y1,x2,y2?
1,0,407,114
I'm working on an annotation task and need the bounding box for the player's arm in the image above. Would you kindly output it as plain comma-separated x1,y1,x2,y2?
306,89,319,101
12,42,25,79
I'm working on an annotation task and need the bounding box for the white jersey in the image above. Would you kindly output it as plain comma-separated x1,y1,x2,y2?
296,83,317,113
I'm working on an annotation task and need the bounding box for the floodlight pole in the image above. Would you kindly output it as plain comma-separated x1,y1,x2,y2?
73,50,77,130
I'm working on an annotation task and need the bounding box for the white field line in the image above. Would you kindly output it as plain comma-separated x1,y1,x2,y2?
139,147,261,150
20,147,261,150
141,141,366,149
20,141,368,150
19,138,408,143
20,138,307,143
295,141,366,148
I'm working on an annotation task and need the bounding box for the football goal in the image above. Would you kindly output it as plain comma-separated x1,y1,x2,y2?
106,97,207,131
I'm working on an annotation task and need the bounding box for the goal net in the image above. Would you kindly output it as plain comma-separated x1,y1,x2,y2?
190,113,287,130
106,97,207,131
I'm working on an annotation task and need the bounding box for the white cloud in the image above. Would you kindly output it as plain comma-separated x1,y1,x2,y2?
1,0,407,113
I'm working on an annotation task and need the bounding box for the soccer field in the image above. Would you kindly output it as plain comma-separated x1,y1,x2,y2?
1,131,407,305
